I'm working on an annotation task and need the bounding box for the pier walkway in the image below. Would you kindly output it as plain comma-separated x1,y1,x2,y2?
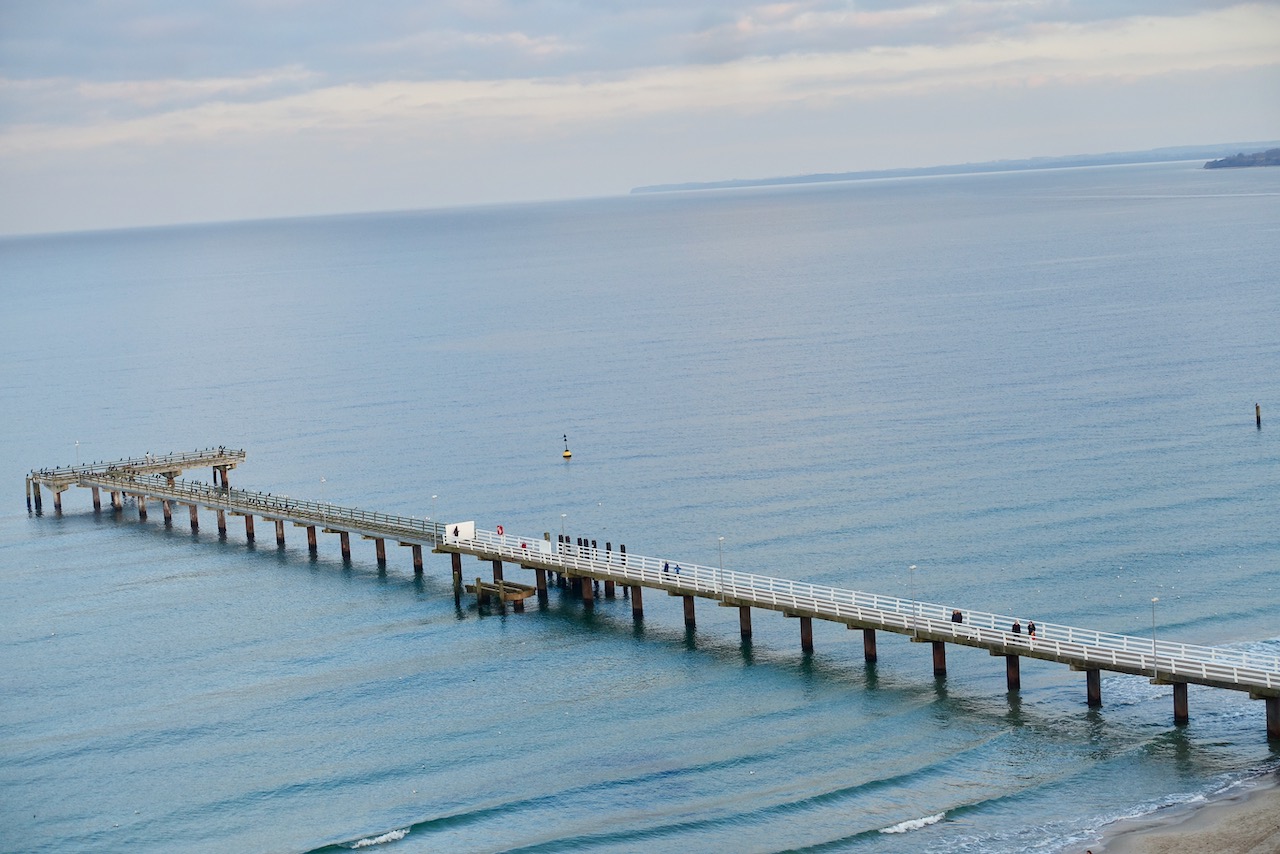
27,448,1280,739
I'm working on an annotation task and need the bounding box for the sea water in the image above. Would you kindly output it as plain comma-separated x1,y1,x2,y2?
1,161,1278,853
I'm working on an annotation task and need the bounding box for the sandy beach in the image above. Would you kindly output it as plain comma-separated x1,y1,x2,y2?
1090,773,1280,854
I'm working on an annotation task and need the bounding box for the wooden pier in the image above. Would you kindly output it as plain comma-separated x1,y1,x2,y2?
28,449,1280,740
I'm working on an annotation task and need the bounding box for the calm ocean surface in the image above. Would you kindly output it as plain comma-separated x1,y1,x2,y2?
2,161,1278,853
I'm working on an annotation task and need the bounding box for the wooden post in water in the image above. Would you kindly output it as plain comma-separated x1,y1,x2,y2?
1258,402,1262,429
31,481,42,512
339,531,350,560
491,559,503,584
162,499,172,525
604,579,615,598
53,488,63,514
1006,655,1021,691
217,509,227,535
375,538,386,566
1265,696,1279,740
739,606,752,640
275,519,285,547
243,513,253,540
25,477,32,512
799,616,814,653
92,486,101,512
189,504,198,531
451,553,462,594
862,628,878,663
581,575,594,609
411,544,423,575
932,641,947,676
137,494,147,520
631,585,644,619
1173,683,1189,724
111,490,121,510
307,525,317,553
534,567,547,594
682,595,695,628
1087,668,1102,707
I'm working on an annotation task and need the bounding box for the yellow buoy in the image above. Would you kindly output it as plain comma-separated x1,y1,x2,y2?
562,433,572,459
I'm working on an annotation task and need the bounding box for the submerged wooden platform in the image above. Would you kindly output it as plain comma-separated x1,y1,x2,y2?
27,448,1280,739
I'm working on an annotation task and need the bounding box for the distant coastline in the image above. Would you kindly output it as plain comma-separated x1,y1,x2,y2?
1204,148,1280,169
631,141,1280,194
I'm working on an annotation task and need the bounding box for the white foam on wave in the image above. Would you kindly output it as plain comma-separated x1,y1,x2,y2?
350,828,408,848
880,812,945,834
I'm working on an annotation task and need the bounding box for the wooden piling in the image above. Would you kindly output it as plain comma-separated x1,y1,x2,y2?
800,616,814,653
862,628,878,663
189,504,199,531
1258,402,1262,429
53,489,62,514
604,579,615,598
375,538,386,566
1266,696,1279,740
307,525,317,552
32,481,42,512
739,605,752,640
631,585,644,619
581,575,594,608
492,559,503,583
217,509,227,535
1087,668,1102,707
682,595,695,628
111,490,121,510
339,531,350,560
243,513,253,540
25,477,32,512
162,499,172,524
535,567,547,593
1173,682,1189,724
137,494,147,520
1006,654,1021,691
932,641,947,676
411,544,423,575
92,486,101,512
451,553,462,591
275,519,285,547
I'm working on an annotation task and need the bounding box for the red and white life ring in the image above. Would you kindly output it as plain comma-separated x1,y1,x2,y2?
496,525,504,535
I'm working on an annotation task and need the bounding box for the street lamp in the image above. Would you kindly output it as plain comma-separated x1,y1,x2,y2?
1151,596,1160,679
718,536,725,600
909,565,918,637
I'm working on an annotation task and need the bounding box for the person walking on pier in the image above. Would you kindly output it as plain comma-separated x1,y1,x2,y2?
1028,620,1037,639
951,609,963,624
1011,619,1022,635
663,561,669,574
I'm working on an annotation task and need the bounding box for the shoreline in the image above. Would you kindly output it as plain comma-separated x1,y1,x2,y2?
1089,771,1280,854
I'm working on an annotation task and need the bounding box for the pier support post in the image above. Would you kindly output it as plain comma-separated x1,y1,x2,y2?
451,553,462,592
1006,655,1021,691
682,595,695,628
604,579,615,598
25,477,32,512
800,616,814,653
92,486,101,512
491,560,503,584
137,495,147,520
581,575,594,609
1086,668,1102,707
32,482,43,512
307,525,317,553
631,585,643,619
1172,682,1189,725
217,509,227,535
862,628,878,663
739,606,752,640
189,504,198,531
275,519,285,547
412,545,423,575
932,641,947,676
53,489,62,514
375,538,386,566
339,531,350,560
535,567,548,594
243,513,253,540
1265,696,1279,740
162,500,172,525
111,490,121,510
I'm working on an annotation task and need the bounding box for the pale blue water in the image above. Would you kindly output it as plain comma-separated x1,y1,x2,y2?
2,161,1278,853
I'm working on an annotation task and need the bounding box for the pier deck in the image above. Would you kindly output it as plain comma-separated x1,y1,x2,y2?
26,448,1280,739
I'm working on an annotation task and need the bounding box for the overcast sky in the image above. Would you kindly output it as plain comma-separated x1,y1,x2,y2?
1,1,1278,234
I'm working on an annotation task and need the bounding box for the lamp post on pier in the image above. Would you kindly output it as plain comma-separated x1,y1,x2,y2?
718,536,725,601
1151,597,1160,679
432,494,438,539
909,565,918,638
